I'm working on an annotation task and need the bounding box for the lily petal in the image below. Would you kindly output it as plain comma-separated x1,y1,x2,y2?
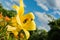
23,21,36,30
7,25,18,37
12,30,18,38
23,29,30,39
19,0,24,16
19,12,35,25
13,0,24,16
11,17,18,27
7,25,16,31
16,15,22,26
13,5,19,12
24,12,35,20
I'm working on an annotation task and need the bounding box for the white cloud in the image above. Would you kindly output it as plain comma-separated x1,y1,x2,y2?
38,4,48,11
35,12,53,31
3,1,12,10
35,0,60,10
3,0,26,10
51,10,60,16
55,0,60,9
54,11,60,15
0,1,1,3
10,0,19,3
47,0,60,9
5,1,11,7
13,0,19,2
9,0,13,3
38,26,49,32
35,0,49,11
13,0,26,8
35,12,52,23
10,0,26,7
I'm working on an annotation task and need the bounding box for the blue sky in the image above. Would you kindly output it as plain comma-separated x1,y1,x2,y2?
0,0,60,31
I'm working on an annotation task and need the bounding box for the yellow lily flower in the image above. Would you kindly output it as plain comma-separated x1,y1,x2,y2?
7,0,36,39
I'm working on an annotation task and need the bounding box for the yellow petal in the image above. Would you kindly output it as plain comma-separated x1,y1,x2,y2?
7,25,16,31
11,17,17,23
24,12,35,20
12,5,19,11
11,17,18,27
20,12,35,25
7,25,18,37
19,15,25,25
13,0,24,16
23,21,36,30
23,29,30,39
21,12,36,30
11,17,23,30
20,0,24,7
18,0,24,16
16,15,22,26
12,30,18,38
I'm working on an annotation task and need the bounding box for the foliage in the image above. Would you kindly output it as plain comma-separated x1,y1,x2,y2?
29,28,47,40
47,18,60,40
0,3,16,18
48,18,60,29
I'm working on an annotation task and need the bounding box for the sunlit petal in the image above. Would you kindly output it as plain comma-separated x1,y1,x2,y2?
24,12,35,19
13,5,19,13
23,29,30,39
19,0,24,16
23,21,36,30
7,25,18,37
